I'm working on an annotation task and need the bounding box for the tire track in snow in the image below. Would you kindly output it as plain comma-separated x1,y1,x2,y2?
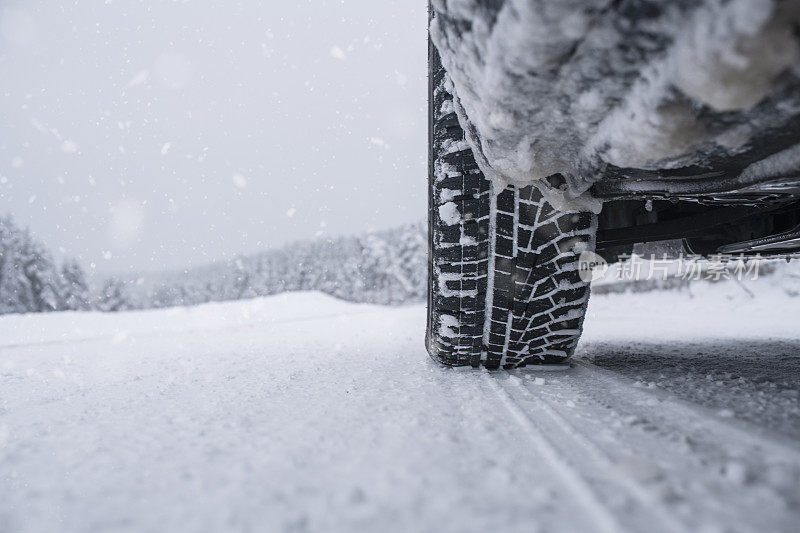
503,375,688,533
506,361,800,532
483,374,624,533
572,360,800,463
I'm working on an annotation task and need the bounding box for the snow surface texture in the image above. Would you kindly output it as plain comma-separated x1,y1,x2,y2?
430,0,800,202
1,272,800,532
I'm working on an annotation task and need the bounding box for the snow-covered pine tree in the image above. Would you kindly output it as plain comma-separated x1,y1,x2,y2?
59,259,92,311
97,278,133,312
0,216,26,314
0,215,74,314
20,232,61,312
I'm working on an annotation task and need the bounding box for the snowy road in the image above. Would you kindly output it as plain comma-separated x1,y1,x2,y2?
1,277,799,532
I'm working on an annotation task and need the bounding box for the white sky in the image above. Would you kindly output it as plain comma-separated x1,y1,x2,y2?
0,0,428,274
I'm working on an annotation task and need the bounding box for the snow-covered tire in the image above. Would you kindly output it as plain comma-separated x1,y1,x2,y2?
426,42,597,369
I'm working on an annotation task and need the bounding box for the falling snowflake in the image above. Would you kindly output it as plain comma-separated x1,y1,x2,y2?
232,174,248,188
330,46,346,60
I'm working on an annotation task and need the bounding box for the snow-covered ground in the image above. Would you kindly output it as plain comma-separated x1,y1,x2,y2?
1,275,799,532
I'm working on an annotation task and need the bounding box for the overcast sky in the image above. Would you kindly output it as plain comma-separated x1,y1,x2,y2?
0,0,428,274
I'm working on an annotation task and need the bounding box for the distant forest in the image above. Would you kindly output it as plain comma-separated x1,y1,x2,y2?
0,215,427,315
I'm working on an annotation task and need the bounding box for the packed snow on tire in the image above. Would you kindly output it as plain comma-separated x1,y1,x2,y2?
430,0,800,200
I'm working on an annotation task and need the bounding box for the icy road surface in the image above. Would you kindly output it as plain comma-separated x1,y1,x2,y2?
1,277,799,532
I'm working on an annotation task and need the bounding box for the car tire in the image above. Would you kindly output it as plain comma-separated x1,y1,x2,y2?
426,41,597,369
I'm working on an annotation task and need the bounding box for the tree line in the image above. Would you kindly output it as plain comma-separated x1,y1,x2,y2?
0,215,427,315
